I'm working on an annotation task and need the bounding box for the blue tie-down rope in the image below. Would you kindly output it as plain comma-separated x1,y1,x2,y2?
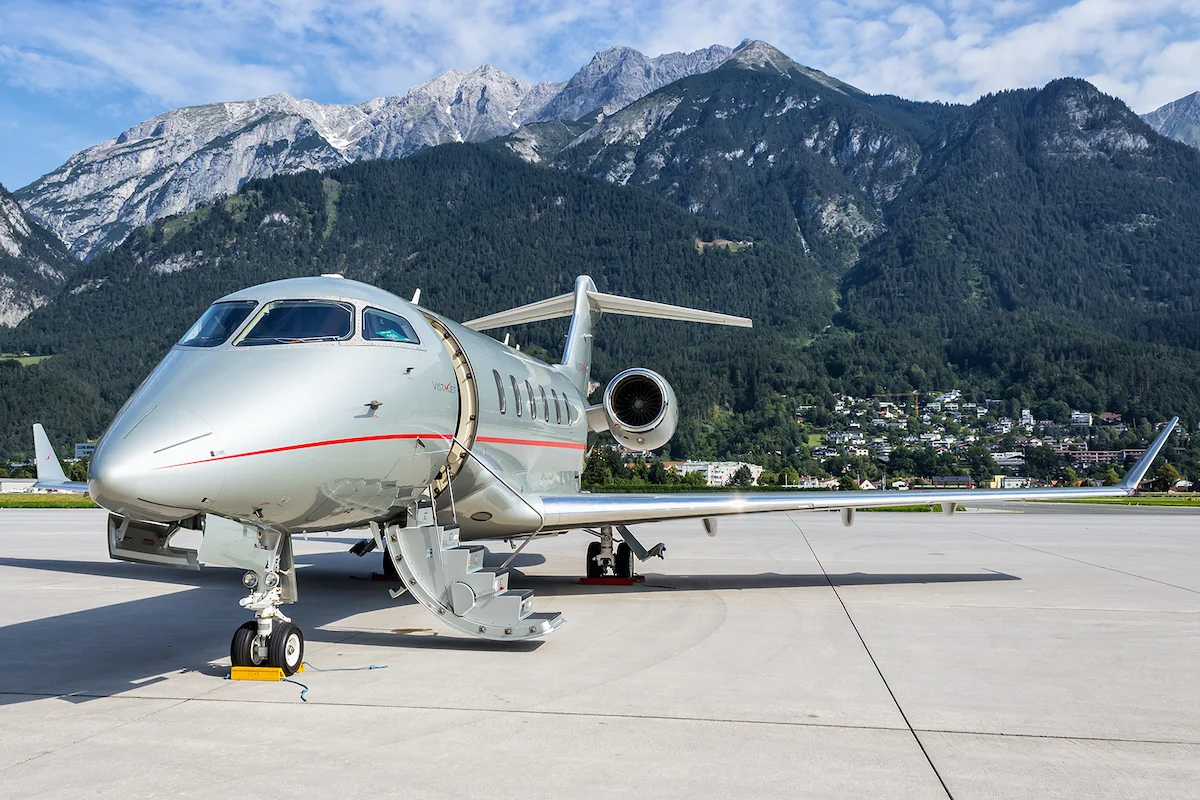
284,662,387,702
225,662,388,702
283,677,310,702
302,661,389,673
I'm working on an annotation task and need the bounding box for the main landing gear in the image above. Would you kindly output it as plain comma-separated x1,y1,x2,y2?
585,525,665,580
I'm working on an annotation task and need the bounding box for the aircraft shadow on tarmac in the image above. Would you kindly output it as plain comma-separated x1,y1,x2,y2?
0,548,1018,707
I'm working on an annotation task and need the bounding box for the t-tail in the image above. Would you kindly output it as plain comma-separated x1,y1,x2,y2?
463,275,752,393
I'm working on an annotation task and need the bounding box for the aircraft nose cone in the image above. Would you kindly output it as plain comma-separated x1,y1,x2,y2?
90,407,225,522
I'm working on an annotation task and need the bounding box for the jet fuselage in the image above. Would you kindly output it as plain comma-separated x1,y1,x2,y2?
88,277,588,538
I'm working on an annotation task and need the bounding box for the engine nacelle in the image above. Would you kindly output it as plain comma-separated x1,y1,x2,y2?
596,368,678,452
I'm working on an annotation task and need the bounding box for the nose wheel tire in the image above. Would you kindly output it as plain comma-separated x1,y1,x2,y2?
230,620,304,675
269,622,305,676
231,621,265,667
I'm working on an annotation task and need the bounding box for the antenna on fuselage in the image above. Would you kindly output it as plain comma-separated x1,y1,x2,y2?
411,288,421,305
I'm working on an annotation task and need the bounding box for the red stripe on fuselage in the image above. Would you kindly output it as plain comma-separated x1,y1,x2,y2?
156,433,450,469
476,436,586,451
156,431,584,469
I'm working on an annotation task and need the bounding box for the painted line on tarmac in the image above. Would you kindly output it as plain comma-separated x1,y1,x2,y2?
789,513,956,800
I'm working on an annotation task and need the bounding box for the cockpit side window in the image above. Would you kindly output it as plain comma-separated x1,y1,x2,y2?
363,307,420,344
178,301,257,347
237,300,353,347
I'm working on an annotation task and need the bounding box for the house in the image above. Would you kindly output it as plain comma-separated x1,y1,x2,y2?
1070,411,1093,426
676,461,764,487
926,476,974,489
788,476,839,489
858,479,878,490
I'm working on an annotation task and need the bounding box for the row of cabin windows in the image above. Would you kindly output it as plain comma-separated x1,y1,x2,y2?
492,370,575,424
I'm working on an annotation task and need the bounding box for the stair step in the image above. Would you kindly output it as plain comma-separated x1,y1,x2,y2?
385,522,562,642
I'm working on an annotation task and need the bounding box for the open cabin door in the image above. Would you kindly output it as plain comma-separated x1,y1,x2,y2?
424,315,479,500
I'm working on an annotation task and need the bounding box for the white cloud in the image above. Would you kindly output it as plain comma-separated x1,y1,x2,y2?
0,0,1196,116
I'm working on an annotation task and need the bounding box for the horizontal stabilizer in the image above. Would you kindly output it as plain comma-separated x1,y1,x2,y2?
463,289,752,331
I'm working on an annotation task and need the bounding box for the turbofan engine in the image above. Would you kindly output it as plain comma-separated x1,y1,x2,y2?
595,368,678,451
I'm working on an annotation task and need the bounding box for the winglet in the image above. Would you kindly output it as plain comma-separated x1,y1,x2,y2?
1120,416,1179,491
33,423,68,483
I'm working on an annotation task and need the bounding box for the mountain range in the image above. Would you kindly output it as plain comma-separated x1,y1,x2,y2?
2,40,1200,464
14,44,731,262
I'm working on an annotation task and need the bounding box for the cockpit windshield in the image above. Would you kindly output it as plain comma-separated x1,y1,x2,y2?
363,307,420,344
178,301,257,347
237,300,354,346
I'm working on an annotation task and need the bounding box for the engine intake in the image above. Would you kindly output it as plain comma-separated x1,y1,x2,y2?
599,369,678,451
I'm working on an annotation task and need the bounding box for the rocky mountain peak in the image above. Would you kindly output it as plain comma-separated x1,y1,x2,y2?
1141,90,1200,149
722,40,863,97
724,39,797,74
1032,79,1151,158
531,43,732,122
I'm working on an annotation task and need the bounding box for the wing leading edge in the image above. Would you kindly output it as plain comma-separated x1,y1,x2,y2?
534,417,1179,531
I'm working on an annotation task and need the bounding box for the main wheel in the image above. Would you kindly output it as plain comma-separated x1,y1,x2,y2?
231,621,264,667
615,542,634,579
586,541,602,578
268,622,304,676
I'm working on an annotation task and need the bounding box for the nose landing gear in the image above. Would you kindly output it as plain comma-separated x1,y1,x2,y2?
197,517,304,677
229,568,304,675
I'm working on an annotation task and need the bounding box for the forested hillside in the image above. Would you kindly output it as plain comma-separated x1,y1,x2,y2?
5,58,1200,468
0,145,833,459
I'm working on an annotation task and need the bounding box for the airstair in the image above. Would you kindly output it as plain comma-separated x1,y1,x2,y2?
382,501,564,641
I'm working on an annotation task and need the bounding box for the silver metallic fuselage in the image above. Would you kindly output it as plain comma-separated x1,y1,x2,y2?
89,277,587,539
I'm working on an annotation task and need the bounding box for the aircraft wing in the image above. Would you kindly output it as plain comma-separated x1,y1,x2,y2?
535,418,1178,531
31,424,89,493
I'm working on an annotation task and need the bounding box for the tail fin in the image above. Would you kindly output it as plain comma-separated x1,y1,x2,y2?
33,423,68,484
32,424,89,492
463,275,752,393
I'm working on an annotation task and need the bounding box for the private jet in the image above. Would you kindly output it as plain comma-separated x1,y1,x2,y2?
32,274,1177,676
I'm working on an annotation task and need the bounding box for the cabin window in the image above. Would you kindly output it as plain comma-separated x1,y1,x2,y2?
551,388,562,424
526,380,537,419
493,370,506,414
539,386,549,420
510,376,522,417
564,394,575,425
237,300,353,346
178,301,257,347
363,307,420,344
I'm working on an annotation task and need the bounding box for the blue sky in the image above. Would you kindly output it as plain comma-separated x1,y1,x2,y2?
1,0,1198,190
